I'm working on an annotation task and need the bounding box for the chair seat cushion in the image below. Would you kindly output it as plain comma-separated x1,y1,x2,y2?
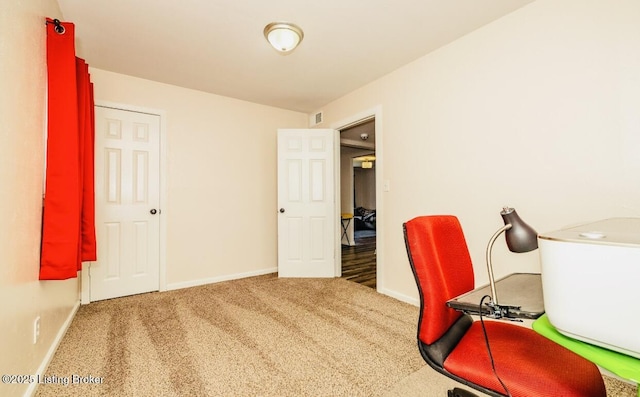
443,320,606,397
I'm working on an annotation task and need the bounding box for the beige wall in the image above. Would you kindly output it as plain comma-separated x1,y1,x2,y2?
0,1,80,396
89,69,307,288
319,0,640,303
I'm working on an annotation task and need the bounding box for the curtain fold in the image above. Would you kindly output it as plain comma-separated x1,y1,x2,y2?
76,58,97,263
40,19,96,280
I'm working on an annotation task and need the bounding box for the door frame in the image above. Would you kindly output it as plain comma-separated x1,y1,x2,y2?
331,105,383,292
80,101,168,304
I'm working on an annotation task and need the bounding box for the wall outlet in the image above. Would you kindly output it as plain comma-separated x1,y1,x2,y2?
33,316,40,344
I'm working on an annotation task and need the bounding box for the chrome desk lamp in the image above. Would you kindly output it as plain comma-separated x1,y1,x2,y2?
485,207,538,318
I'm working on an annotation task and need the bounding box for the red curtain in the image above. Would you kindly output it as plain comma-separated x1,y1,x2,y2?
40,19,96,280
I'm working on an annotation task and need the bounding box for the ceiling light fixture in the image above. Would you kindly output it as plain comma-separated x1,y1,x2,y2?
264,22,304,54
354,155,375,169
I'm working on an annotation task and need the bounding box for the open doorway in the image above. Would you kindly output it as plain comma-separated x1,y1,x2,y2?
339,119,376,288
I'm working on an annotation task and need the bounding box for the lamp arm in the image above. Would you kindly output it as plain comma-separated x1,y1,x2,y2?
485,223,512,305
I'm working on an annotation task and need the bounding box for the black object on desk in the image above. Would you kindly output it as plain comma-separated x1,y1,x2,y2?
446,273,544,320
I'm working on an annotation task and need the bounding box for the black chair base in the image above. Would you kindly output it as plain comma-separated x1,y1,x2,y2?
448,388,480,397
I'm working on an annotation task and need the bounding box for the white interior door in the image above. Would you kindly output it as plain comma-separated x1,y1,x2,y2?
277,129,338,277
89,106,161,301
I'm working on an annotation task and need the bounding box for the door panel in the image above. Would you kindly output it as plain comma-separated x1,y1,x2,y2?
90,106,160,301
277,129,337,278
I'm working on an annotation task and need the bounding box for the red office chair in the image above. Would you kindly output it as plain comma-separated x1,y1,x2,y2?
403,215,606,397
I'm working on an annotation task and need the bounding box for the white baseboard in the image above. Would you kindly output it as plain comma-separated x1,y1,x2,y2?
380,287,419,306
25,300,80,397
165,268,278,291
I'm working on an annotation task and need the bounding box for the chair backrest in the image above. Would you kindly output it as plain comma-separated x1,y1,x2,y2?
403,215,476,345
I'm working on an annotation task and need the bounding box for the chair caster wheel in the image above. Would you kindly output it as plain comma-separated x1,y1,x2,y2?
448,388,480,397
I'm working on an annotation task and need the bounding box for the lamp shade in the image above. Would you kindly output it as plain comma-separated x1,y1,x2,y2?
264,22,304,53
500,207,538,253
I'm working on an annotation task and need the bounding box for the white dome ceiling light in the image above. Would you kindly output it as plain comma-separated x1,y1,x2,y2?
263,22,304,54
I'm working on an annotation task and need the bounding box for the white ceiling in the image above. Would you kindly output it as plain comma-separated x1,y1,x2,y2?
57,0,534,113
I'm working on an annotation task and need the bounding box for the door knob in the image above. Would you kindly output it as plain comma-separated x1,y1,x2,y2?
150,209,158,215
279,208,285,213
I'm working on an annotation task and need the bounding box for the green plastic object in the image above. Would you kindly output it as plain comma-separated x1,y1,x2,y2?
533,314,640,392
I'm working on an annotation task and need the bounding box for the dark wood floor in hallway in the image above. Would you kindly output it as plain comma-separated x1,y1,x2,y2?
341,234,376,289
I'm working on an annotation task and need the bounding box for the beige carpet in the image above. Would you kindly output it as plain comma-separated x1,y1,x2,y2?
36,274,636,397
